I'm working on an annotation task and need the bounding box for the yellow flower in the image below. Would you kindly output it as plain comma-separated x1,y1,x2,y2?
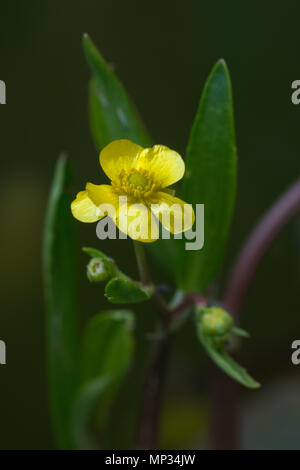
71,139,194,242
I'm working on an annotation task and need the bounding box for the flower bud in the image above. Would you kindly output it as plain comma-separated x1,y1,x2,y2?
87,257,111,283
201,307,233,337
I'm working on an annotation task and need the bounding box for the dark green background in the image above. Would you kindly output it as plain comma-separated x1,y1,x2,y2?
0,0,300,449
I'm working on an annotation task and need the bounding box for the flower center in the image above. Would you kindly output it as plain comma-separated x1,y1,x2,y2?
112,168,157,200
127,172,148,189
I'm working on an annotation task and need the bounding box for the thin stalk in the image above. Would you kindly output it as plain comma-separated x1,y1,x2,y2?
135,327,170,449
133,241,170,449
134,241,152,285
224,177,300,317
211,177,300,449
171,292,206,320
135,291,206,449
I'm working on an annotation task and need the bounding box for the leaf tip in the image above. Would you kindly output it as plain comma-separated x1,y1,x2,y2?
213,58,229,76
82,32,91,45
247,380,261,389
82,33,96,58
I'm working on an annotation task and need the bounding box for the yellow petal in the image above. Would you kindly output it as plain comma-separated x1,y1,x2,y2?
86,183,119,208
71,190,101,223
116,201,159,243
136,145,185,188
150,192,195,234
99,139,143,181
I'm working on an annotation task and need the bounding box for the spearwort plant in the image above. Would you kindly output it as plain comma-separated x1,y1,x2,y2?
43,34,300,450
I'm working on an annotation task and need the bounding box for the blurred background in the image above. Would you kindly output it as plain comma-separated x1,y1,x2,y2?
0,0,300,449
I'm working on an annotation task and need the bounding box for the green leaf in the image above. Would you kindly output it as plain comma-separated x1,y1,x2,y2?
197,326,260,389
178,60,237,292
71,310,134,448
81,310,134,381
71,377,112,450
42,155,79,448
83,34,151,151
105,277,153,304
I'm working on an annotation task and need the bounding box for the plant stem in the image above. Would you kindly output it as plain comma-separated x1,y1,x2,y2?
135,291,207,449
133,241,170,449
224,177,300,317
171,292,206,320
133,241,152,285
211,177,300,449
135,327,170,449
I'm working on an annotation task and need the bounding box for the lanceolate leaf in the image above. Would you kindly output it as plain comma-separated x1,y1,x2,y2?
71,310,134,448
178,60,237,292
83,34,151,151
80,310,134,382
43,156,79,448
71,376,112,450
197,325,260,389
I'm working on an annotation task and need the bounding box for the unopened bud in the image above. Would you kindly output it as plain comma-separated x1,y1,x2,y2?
87,257,111,283
201,307,233,337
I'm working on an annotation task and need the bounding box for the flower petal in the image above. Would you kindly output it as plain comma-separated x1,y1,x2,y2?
116,201,159,243
71,190,101,223
86,183,119,208
136,145,185,188
99,139,143,181
150,192,195,234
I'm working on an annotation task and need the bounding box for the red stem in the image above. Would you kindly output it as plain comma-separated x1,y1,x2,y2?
224,178,300,318
135,331,169,449
211,177,300,449
171,293,206,318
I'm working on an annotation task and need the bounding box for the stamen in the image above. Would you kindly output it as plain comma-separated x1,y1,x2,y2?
111,168,157,200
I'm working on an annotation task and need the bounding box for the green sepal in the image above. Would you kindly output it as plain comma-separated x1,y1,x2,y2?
82,246,118,279
231,326,250,338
